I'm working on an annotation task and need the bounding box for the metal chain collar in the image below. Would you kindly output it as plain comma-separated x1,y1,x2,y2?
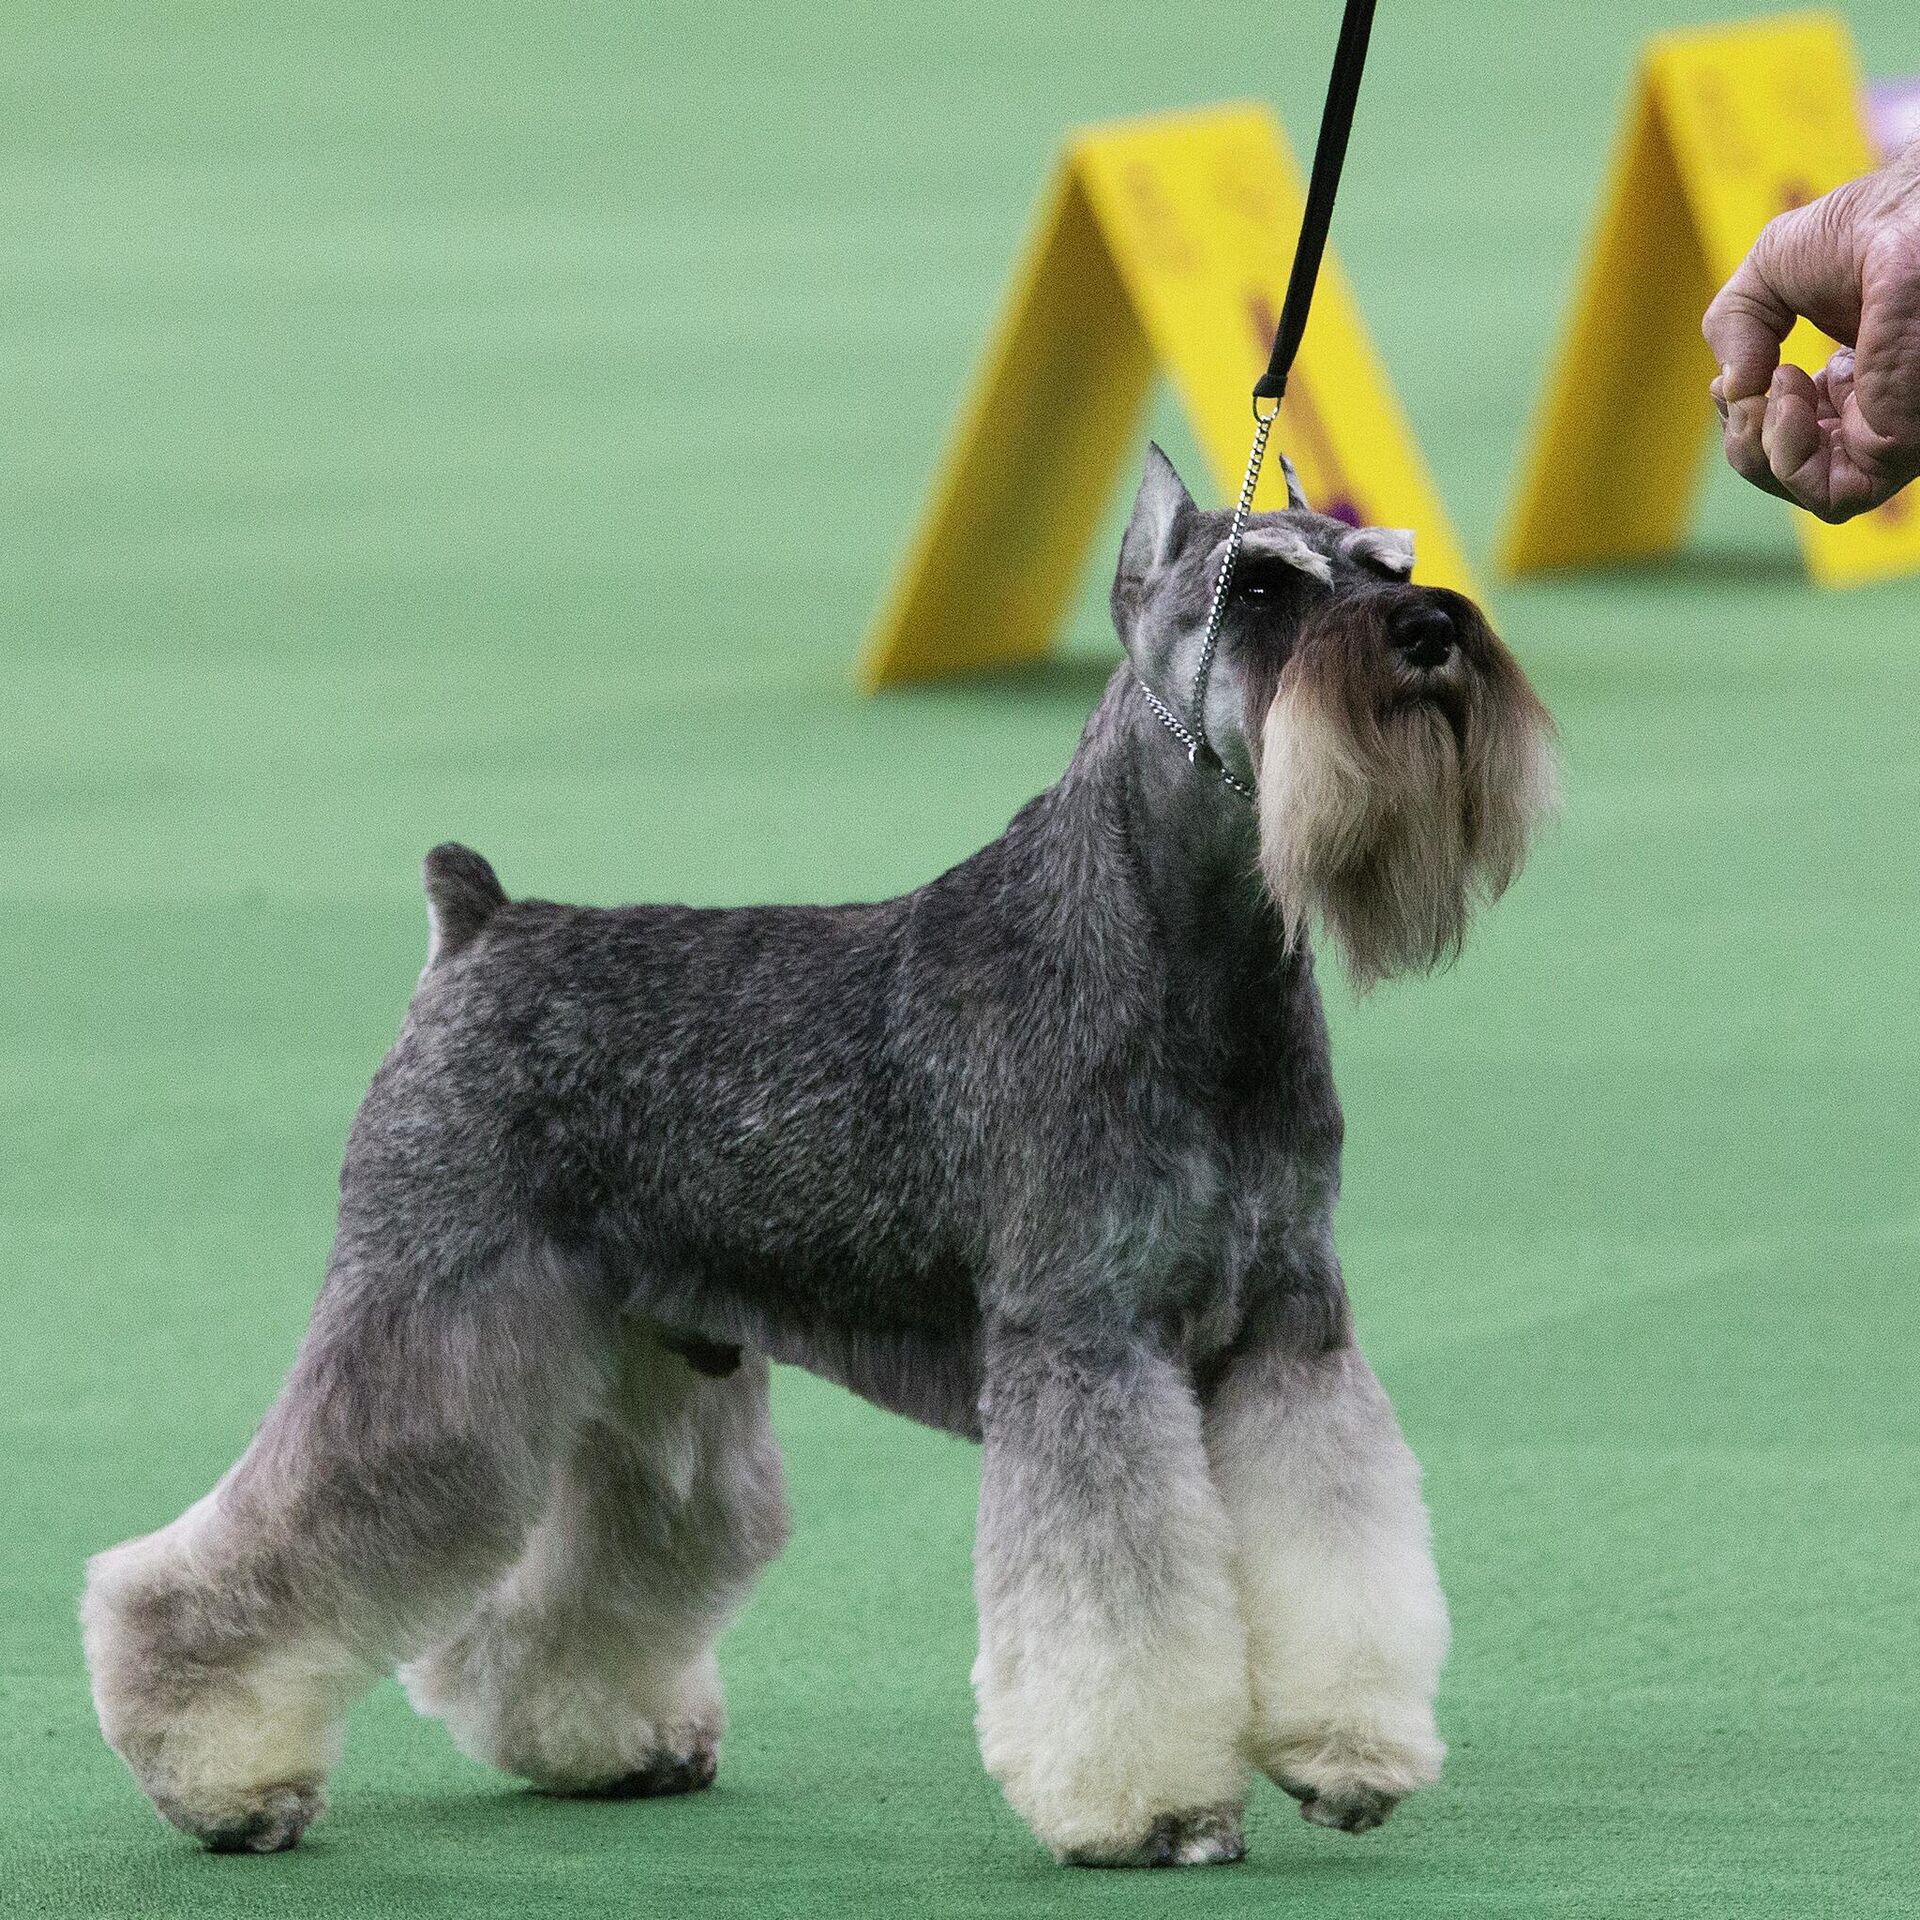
1133,416,1296,806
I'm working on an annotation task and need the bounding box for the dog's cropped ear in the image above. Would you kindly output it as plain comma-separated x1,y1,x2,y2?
1112,445,1196,656
1116,444,1195,588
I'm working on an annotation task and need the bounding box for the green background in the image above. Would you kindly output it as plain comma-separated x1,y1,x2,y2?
5,3,1918,1914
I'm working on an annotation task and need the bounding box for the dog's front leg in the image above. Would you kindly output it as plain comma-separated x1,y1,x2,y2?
1203,1338,1449,1833
971,1322,1251,1866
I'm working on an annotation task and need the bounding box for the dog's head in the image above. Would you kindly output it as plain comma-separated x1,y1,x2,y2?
1112,445,1558,989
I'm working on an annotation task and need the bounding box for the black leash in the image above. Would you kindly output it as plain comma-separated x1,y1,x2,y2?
1254,0,1379,411
1139,0,1380,798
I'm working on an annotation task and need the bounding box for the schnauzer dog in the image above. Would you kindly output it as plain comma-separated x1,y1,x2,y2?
83,446,1556,1867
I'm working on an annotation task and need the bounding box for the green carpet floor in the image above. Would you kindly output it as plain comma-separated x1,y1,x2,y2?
5,3,1919,1914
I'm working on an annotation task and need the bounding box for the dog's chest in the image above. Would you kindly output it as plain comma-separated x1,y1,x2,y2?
1116,1105,1339,1359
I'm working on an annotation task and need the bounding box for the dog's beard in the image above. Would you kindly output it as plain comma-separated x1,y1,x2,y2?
1256,597,1558,990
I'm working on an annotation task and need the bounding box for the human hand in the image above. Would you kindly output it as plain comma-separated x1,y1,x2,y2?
1703,144,1920,522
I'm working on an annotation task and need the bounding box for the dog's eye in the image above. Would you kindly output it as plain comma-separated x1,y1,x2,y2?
1235,553,1325,603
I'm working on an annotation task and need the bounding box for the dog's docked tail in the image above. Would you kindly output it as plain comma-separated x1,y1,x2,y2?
422,843,508,965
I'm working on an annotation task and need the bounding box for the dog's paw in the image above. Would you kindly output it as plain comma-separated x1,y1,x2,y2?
163,1780,325,1855
1060,1806,1246,1869
1280,1777,1399,1834
401,1626,728,1800
561,1744,718,1800
1258,1712,1441,1836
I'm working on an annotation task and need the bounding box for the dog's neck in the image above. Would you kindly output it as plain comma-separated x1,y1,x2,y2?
1041,667,1290,985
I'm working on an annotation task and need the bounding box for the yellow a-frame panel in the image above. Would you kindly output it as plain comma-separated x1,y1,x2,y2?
861,103,1475,689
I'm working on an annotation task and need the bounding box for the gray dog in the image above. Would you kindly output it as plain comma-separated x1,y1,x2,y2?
83,447,1556,1868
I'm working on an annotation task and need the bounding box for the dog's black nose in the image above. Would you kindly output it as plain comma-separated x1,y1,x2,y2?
1390,603,1454,671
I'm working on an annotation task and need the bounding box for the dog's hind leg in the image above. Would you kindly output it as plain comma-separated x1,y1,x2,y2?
972,1325,1252,1866
81,1240,615,1853
1203,1338,1450,1834
400,1320,789,1797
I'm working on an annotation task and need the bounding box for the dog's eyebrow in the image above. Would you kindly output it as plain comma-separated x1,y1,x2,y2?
1239,524,1334,586
1339,527,1415,576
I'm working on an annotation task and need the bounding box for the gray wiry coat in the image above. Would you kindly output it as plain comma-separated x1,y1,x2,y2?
355,670,1348,1440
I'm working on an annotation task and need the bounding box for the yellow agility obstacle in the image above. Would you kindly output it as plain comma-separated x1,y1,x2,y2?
860,103,1475,690
1503,11,1920,589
